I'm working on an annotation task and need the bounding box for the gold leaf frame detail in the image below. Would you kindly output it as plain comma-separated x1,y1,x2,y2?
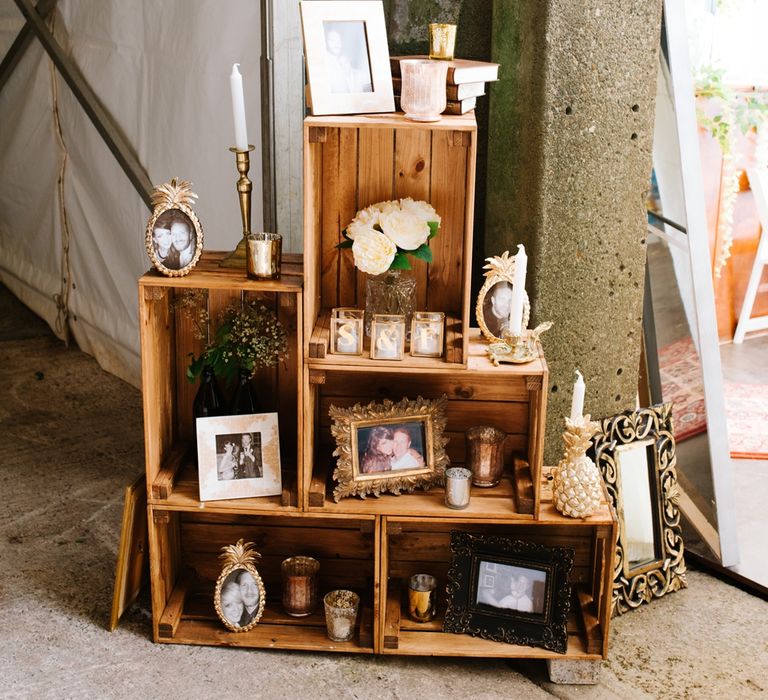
329,395,450,501
144,180,204,278
589,403,687,616
475,251,531,343
213,561,266,633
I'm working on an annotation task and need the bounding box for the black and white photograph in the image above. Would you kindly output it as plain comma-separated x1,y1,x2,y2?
322,20,373,93
215,431,263,481
475,560,547,615
219,569,262,627
151,209,198,271
299,1,394,116
481,281,513,339
356,420,427,475
196,413,282,502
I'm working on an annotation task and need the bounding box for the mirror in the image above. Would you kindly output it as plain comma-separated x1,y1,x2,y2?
643,0,738,567
590,404,687,616
614,439,660,574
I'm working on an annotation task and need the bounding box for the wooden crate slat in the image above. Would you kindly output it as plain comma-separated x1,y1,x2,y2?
394,127,432,310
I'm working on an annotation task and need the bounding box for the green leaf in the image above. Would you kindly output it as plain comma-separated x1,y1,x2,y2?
336,239,354,249
428,221,440,239
389,252,412,270
411,243,433,263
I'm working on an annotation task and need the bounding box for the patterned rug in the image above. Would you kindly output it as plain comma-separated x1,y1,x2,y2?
659,337,768,459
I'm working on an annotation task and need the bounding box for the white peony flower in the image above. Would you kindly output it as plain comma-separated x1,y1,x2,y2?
374,200,401,216
399,197,441,225
347,219,375,240
379,209,430,250
346,205,380,240
352,228,396,274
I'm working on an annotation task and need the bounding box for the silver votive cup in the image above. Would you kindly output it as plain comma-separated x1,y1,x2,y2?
246,232,281,279
465,425,506,487
323,589,359,642
281,556,320,617
444,467,472,509
407,574,438,623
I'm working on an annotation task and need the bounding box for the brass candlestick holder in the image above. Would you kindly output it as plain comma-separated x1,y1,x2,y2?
220,145,255,268
487,321,553,366
551,415,603,519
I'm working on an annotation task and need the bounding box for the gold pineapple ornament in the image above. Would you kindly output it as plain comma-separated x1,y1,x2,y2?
552,416,603,518
144,178,203,277
213,539,266,632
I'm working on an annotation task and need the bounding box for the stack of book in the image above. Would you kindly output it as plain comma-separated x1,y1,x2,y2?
390,55,500,115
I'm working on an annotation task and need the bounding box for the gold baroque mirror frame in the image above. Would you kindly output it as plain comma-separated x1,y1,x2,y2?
213,540,266,632
144,179,203,277
589,404,687,616
329,395,450,501
475,251,531,342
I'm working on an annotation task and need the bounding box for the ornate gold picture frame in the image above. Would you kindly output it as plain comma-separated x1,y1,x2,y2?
475,251,531,343
144,179,203,277
589,403,687,616
329,395,449,501
214,540,266,632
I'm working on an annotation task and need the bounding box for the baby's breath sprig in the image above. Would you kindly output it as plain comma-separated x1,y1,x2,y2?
187,299,288,384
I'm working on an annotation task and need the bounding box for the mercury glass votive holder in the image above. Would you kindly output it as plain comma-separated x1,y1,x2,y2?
246,232,281,279
323,589,360,642
399,59,449,123
407,574,438,623
281,556,320,617
428,23,457,61
465,426,507,487
444,467,472,509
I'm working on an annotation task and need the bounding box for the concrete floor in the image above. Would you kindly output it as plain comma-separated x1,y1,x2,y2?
1,286,767,699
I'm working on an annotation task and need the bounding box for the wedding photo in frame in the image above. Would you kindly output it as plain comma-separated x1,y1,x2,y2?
196,413,282,502
443,532,574,654
329,396,449,501
299,0,395,115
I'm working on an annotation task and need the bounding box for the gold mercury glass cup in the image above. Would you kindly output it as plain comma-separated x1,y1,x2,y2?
281,556,320,617
429,23,457,61
408,573,438,622
246,232,281,279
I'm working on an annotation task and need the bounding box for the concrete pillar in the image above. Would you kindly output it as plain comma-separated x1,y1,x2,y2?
486,1,663,463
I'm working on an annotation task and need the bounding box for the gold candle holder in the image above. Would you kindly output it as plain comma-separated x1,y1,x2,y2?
551,415,603,519
220,145,255,268
487,321,553,366
429,23,457,61
407,573,438,623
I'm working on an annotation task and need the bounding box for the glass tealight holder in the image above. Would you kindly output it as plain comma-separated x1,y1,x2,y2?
371,314,405,360
399,59,449,123
323,589,360,642
410,312,445,358
246,232,281,279
444,467,472,509
407,574,438,623
330,313,364,356
428,23,457,61
281,556,320,617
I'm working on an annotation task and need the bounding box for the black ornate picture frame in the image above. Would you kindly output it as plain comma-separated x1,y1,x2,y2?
589,403,687,616
443,532,574,654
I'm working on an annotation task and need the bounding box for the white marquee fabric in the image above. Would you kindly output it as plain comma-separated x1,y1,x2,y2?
0,1,265,387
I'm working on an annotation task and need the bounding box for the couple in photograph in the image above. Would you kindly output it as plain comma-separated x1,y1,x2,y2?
219,570,261,627
360,425,425,474
152,216,195,270
217,433,261,481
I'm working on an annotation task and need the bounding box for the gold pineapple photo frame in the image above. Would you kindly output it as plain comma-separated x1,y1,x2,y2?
145,179,203,277
475,251,531,343
214,540,266,632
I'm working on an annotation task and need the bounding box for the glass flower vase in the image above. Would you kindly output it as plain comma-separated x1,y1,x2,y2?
364,270,417,337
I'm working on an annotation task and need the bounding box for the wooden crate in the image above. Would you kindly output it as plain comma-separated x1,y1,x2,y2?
138,252,303,510
378,469,617,659
148,510,378,653
303,113,477,368
303,331,548,517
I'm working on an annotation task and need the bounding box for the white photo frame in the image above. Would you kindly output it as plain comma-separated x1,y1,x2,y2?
196,413,282,502
300,0,395,116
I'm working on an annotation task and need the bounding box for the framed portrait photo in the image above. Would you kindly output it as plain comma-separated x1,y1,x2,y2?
144,179,203,277
196,413,282,502
475,251,530,343
213,540,266,633
443,532,574,654
329,395,449,501
300,0,395,116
